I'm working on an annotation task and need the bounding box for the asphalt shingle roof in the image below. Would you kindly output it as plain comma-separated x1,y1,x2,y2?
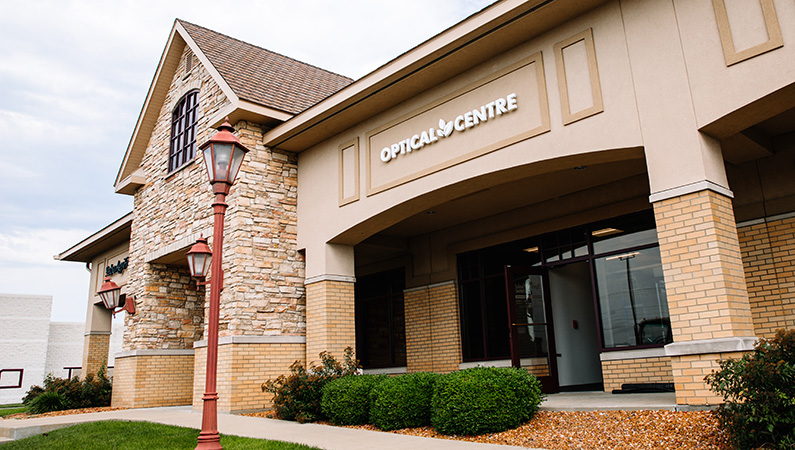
179,20,353,115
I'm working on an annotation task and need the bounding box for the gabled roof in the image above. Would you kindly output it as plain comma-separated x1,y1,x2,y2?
179,21,352,115
115,19,353,194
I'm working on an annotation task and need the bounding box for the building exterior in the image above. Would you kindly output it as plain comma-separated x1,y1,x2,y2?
0,294,121,404
67,0,794,412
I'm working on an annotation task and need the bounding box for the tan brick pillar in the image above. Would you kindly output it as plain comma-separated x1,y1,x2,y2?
404,281,461,373
305,277,356,365
81,332,110,377
654,189,757,405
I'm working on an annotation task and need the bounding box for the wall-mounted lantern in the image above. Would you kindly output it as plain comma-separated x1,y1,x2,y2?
97,276,135,317
186,236,212,288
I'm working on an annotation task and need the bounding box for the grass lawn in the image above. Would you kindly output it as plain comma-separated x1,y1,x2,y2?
0,404,26,418
1,420,321,450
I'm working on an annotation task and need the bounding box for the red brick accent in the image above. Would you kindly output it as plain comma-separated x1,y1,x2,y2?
404,282,461,373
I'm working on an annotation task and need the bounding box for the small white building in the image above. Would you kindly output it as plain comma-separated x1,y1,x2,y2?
0,294,121,404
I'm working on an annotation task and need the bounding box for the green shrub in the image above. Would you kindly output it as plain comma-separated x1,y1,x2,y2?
26,391,68,414
369,372,440,430
431,367,544,436
22,366,113,414
262,347,359,423
321,374,387,425
706,328,795,450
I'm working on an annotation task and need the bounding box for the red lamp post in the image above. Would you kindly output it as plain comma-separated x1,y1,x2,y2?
192,120,249,450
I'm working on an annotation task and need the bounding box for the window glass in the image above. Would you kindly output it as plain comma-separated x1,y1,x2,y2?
168,90,199,173
355,269,407,369
594,246,671,348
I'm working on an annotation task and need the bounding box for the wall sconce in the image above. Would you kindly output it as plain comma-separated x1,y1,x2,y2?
97,276,136,317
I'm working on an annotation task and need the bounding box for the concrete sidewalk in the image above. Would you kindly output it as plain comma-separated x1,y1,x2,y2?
0,406,542,449
0,392,676,448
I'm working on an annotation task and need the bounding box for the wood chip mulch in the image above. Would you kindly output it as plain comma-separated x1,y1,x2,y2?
245,410,731,450
1,406,126,420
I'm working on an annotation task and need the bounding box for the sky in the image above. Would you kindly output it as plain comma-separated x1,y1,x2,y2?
0,0,497,323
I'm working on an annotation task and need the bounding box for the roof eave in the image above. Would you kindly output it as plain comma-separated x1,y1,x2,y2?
262,0,609,152
55,212,133,263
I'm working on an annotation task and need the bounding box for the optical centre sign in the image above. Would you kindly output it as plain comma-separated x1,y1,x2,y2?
379,93,518,163
366,56,550,195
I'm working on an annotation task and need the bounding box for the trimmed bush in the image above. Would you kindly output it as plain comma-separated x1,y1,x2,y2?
706,329,795,450
321,374,387,425
431,367,544,436
261,347,359,423
369,372,440,430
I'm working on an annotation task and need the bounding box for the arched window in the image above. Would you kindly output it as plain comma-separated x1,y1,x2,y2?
168,90,199,173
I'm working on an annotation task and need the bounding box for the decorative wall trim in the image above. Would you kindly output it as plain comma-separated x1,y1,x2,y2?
554,28,603,125
665,337,757,357
712,0,783,67
404,280,456,294
599,347,667,361
144,229,212,264
304,274,356,285
115,349,195,359
648,180,734,203
339,138,360,206
193,335,306,348
84,331,112,336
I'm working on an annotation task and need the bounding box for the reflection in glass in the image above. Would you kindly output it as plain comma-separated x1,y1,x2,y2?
595,246,671,348
511,274,548,358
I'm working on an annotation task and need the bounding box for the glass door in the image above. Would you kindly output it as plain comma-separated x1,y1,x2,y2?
504,266,559,393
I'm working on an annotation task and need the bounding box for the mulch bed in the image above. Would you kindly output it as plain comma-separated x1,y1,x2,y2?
245,409,732,450
1,406,126,420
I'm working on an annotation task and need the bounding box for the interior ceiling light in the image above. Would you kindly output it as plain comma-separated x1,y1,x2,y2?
592,227,623,237
522,246,539,253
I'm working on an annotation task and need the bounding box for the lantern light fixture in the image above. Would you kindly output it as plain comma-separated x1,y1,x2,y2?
186,236,212,287
199,119,249,193
97,276,135,317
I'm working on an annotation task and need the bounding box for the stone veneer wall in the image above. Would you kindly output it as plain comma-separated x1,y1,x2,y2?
193,338,306,413
404,281,461,373
121,44,306,409
601,356,673,393
737,215,795,338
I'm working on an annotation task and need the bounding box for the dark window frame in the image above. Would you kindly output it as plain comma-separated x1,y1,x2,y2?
168,90,199,174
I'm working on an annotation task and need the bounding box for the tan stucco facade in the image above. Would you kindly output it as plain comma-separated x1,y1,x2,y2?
60,0,795,411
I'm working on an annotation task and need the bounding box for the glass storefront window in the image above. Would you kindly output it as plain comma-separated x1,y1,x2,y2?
594,246,671,348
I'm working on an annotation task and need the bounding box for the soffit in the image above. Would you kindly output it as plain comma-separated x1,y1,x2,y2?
55,212,133,263
263,0,611,152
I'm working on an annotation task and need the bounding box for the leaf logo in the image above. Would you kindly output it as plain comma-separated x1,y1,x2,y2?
438,119,454,137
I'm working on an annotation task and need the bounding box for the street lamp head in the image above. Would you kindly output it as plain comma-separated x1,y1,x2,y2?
199,119,250,193
186,236,212,279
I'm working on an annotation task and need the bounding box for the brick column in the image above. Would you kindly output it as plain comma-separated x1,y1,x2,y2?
653,189,756,405
404,281,461,373
81,332,110,377
305,278,356,364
